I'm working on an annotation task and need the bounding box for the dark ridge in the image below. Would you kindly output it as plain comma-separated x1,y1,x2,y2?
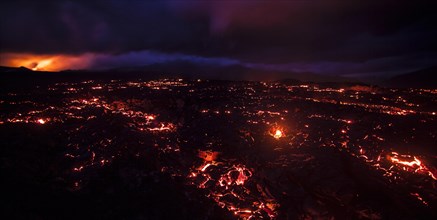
0,66,32,73
0,61,364,87
385,66,437,88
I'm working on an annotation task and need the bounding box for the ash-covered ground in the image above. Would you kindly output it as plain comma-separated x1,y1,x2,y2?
1,79,436,219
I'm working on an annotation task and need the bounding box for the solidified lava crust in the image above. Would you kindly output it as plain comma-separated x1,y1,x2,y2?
1,79,436,219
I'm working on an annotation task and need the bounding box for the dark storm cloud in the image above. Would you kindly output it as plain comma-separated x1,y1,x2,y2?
191,0,437,63
1,0,436,75
0,0,207,54
89,50,240,70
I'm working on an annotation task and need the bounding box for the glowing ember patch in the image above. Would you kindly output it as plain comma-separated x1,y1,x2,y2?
259,203,277,218
37,119,46,124
410,192,429,206
274,129,283,138
198,150,219,162
270,127,284,139
73,166,84,172
100,159,109,166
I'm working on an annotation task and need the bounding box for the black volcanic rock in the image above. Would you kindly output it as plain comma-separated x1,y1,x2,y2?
1,78,437,219
385,66,437,88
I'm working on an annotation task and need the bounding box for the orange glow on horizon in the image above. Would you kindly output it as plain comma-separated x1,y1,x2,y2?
0,53,95,71
32,59,53,71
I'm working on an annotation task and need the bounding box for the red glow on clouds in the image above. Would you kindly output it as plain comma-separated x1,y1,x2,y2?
0,53,96,71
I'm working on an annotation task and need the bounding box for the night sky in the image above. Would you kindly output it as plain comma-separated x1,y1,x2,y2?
1,0,436,77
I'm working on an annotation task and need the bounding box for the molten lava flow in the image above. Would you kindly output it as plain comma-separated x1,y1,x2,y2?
388,152,437,180
73,166,84,172
188,161,277,219
269,127,284,139
198,150,219,162
147,123,175,132
199,163,212,172
218,165,252,187
37,119,46,124
274,129,283,139
390,155,421,167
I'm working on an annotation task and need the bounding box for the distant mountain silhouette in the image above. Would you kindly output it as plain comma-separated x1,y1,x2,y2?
1,61,356,83
3,63,436,89
103,60,353,82
0,66,32,73
385,66,437,88
108,61,250,80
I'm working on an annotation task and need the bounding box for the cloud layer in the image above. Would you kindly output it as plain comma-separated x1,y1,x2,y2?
1,0,436,75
